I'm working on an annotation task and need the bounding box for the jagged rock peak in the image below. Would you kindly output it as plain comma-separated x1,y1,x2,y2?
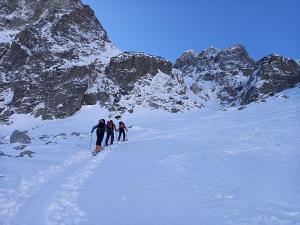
105,52,173,91
112,52,171,64
174,44,256,107
175,44,250,66
258,53,295,63
241,54,300,104
175,44,255,76
0,0,84,28
200,46,220,56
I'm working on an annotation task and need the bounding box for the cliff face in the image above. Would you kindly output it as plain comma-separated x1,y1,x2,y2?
0,0,120,122
241,54,300,104
106,52,173,91
174,45,255,107
92,52,200,114
175,45,300,108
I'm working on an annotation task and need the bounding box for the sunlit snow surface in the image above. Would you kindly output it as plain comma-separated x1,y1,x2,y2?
0,87,300,225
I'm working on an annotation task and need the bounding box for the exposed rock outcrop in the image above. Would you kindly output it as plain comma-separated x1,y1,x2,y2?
174,45,255,106
17,150,35,158
103,52,200,113
106,52,173,91
10,130,31,144
241,55,300,104
175,45,300,107
0,0,120,122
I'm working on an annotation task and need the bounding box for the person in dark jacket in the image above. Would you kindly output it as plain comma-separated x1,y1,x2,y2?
91,119,106,152
118,121,128,142
105,120,117,146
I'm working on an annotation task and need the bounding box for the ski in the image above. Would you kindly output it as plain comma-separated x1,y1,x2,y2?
91,146,106,156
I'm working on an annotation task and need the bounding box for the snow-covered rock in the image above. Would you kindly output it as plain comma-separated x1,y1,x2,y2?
242,54,300,104
106,52,173,91
116,69,202,113
0,0,120,122
175,45,300,108
103,52,201,113
16,150,35,158
10,130,31,144
174,45,255,107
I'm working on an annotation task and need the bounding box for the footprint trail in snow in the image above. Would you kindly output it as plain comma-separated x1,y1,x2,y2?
46,150,110,225
0,150,90,225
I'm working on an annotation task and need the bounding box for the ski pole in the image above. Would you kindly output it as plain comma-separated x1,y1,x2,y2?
117,130,119,144
89,134,93,153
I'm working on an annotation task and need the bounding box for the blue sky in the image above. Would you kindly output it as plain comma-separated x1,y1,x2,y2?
83,0,300,62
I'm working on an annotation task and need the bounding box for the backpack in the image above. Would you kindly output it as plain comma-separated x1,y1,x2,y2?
107,121,114,129
98,121,105,130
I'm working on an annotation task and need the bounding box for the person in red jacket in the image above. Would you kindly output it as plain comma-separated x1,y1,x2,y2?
105,120,117,146
118,121,128,142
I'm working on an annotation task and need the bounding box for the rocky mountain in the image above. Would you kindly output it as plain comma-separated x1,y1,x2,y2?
174,45,255,107
175,45,300,108
242,54,300,104
0,0,299,124
87,52,200,114
0,0,199,124
0,0,120,123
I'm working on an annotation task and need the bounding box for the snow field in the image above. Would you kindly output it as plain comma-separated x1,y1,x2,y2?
46,150,110,225
0,86,299,225
0,150,90,225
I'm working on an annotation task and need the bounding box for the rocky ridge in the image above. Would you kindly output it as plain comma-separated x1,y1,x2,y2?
174,45,300,108
241,54,300,104
87,52,200,114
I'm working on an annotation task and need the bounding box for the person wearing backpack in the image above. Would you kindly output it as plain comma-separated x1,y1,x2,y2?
118,121,128,142
105,120,117,146
91,119,106,153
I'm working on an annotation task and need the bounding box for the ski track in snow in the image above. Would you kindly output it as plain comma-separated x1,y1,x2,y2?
0,150,91,225
46,150,110,225
0,87,299,225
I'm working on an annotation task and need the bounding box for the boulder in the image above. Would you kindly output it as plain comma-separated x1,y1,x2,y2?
71,132,80,136
13,145,27,150
17,150,35,158
0,151,11,158
10,130,31,144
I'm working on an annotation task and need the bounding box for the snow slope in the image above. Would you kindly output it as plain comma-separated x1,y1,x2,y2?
0,87,300,225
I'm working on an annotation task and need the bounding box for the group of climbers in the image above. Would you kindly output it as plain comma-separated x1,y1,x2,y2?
91,119,128,153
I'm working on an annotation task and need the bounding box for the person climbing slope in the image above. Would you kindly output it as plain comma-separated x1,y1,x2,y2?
118,121,128,142
105,120,117,146
91,119,106,153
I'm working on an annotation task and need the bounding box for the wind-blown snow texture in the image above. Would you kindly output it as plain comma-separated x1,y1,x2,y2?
0,86,300,225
